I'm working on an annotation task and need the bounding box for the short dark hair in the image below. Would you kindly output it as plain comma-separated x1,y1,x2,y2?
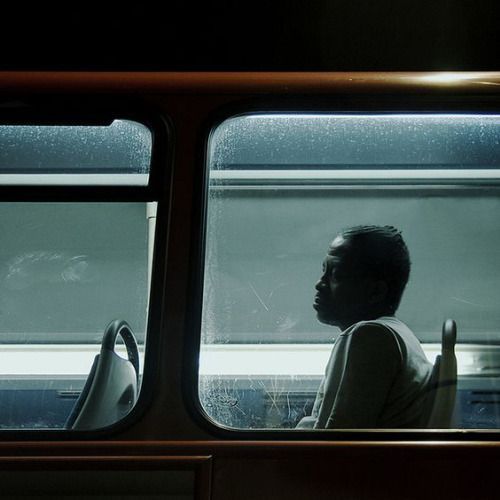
338,225,411,314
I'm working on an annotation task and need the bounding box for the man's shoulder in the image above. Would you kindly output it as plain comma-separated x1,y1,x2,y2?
339,320,403,365
346,320,400,347
350,316,413,337
348,317,401,336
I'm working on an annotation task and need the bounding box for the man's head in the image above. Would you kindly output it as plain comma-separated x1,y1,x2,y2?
313,225,411,330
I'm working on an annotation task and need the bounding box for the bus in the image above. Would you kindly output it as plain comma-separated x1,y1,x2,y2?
0,71,499,499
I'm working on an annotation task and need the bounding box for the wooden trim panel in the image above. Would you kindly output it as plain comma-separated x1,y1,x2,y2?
0,454,212,500
0,441,498,500
0,72,499,94
1,440,500,457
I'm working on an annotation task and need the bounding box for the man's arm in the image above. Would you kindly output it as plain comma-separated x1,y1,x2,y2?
325,324,402,428
295,377,325,428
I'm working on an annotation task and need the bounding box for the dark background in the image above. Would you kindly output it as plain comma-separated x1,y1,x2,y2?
1,1,498,71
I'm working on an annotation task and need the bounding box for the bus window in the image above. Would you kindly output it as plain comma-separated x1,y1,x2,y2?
0,120,151,185
199,113,500,431
0,119,157,430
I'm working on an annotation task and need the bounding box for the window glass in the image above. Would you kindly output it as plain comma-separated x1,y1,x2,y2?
200,114,500,431
0,119,155,430
0,120,151,185
0,203,150,344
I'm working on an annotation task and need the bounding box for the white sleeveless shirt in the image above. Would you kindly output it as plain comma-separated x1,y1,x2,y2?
298,316,433,429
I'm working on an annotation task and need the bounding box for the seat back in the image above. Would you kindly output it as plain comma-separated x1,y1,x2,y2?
425,319,457,428
65,319,139,430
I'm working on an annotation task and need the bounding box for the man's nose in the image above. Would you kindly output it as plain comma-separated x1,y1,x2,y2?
315,278,326,291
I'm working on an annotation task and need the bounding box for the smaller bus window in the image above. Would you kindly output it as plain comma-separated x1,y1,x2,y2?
0,119,155,430
200,114,500,431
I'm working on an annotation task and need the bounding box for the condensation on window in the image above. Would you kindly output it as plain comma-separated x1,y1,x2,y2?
0,117,156,431
0,120,152,185
200,113,500,431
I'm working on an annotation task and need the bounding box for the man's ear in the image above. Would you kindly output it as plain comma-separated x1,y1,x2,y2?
369,280,388,304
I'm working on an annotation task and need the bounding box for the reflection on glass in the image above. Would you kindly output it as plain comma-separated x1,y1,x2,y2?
0,203,151,429
200,113,500,431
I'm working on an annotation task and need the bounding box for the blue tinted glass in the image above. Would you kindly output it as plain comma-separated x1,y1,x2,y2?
0,119,151,185
201,113,500,431
210,114,500,170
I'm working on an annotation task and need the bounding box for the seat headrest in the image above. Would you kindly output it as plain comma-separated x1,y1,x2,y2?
442,319,457,353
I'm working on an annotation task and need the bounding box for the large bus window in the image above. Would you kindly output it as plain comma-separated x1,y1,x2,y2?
0,120,156,430
199,113,500,431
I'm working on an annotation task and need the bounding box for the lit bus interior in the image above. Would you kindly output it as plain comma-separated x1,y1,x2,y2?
200,113,500,430
2,113,500,431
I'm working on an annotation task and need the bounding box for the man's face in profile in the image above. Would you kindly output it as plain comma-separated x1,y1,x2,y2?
313,235,372,329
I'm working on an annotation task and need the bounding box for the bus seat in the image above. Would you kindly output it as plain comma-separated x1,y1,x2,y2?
425,319,457,428
65,319,140,430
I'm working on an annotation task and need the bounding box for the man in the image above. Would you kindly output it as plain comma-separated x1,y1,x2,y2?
297,225,433,429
